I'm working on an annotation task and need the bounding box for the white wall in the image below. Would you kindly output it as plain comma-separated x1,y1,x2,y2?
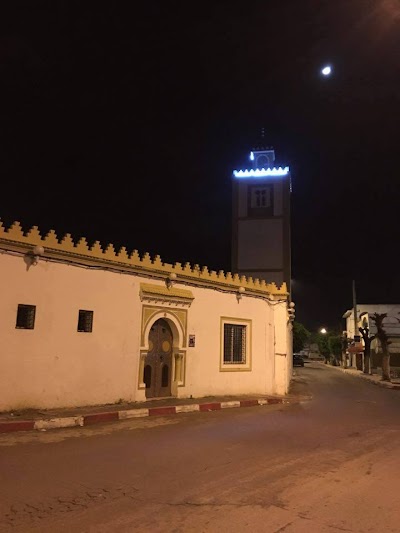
0,253,142,410
0,251,290,410
183,288,277,397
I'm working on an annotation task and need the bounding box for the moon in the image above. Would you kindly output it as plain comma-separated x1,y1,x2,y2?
321,65,332,76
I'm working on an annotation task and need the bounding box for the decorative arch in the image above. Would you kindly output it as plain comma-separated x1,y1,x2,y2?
141,305,187,350
139,305,188,394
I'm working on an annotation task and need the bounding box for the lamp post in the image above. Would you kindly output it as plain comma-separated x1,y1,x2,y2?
319,327,328,363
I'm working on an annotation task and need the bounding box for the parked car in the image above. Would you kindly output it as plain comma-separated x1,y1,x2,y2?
293,353,305,367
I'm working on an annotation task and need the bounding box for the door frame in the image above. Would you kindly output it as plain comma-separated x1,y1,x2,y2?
138,307,187,395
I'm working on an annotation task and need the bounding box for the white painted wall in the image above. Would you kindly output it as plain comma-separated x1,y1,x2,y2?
0,253,142,410
0,251,291,411
183,288,277,397
272,300,291,395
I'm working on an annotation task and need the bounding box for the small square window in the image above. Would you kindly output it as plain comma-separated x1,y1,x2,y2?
77,310,93,333
16,304,36,329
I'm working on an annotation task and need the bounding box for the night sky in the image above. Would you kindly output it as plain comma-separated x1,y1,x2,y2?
1,1,399,332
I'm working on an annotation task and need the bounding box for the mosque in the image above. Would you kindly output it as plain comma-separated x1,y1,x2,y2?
0,139,293,411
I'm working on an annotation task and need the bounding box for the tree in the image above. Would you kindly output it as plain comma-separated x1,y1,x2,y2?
292,322,311,353
328,335,342,366
359,317,375,375
370,313,391,381
315,332,330,361
309,330,342,364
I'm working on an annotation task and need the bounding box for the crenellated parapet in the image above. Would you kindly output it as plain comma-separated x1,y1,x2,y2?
0,219,288,297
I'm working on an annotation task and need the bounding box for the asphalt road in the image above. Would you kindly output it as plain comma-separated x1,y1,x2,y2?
1,362,400,533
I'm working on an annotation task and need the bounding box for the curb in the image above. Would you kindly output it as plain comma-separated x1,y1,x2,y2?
325,363,400,390
0,397,295,434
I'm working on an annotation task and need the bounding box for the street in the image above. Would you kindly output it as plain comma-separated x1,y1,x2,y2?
1,362,400,533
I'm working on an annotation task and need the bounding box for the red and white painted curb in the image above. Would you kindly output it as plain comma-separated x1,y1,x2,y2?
0,397,290,434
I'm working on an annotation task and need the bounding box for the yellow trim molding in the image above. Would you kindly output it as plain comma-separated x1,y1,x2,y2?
140,283,194,307
0,219,288,297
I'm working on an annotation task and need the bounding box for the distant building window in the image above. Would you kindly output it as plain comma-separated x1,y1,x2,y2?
16,304,36,329
77,310,93,333
220,317,251,371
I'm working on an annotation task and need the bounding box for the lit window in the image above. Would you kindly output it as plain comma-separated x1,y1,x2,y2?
77,310,93,333
16,304,36,329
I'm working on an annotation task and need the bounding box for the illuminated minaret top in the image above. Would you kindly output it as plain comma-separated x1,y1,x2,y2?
233,128,289,178
250,128,276,169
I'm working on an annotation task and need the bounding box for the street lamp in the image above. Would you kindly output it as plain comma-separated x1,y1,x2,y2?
318,327,328,363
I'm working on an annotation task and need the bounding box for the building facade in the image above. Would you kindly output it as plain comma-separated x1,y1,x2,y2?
0,220,293,411
343,304,400,368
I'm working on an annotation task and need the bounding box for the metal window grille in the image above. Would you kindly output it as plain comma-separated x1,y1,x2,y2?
224,324,246,364
77,310,93,332
16,304,36,329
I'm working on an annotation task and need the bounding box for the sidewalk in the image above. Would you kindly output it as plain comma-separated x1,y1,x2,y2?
322,362,400,389
0,392,311,434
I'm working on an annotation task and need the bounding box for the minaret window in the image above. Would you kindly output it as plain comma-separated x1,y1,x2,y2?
254,189,268,208
256,154,270,168
248,185,273,217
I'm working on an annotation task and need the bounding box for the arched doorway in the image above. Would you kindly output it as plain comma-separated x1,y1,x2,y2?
144,318,173,398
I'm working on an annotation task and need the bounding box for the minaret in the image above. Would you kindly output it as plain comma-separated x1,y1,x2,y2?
231,131,291,292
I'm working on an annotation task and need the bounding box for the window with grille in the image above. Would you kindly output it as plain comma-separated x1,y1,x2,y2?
224,323,246,364
77,310,93,332
221,318,251,371
16,304,36,329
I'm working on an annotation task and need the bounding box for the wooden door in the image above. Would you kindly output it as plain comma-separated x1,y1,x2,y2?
144,319,173,398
